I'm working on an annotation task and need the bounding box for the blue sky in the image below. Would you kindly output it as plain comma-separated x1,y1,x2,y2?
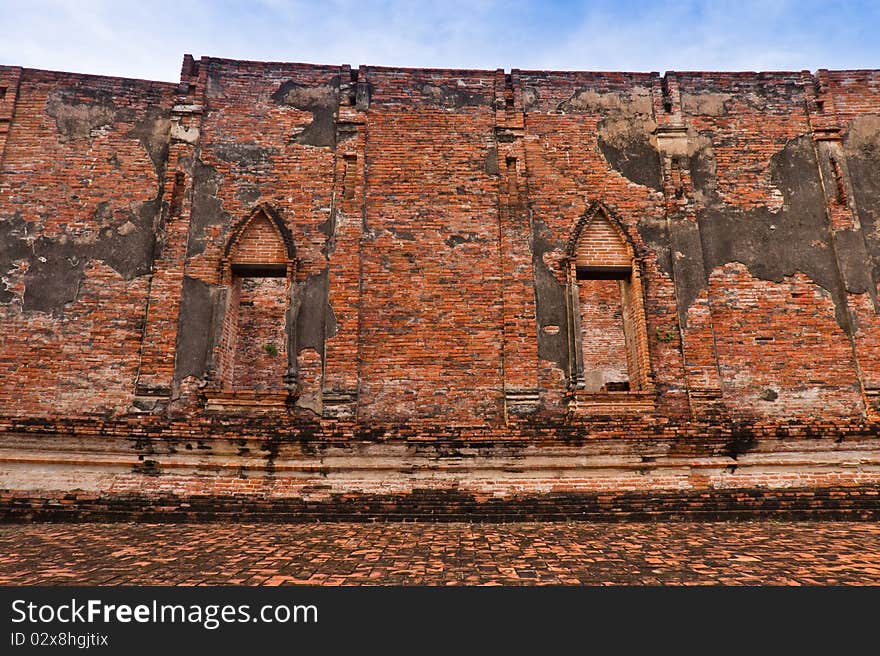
2,0,877,81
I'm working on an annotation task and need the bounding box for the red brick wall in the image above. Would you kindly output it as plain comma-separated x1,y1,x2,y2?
577,279,629,391
357,68,503,422
0,67,175,416
1,56,879,437
232,277,288,391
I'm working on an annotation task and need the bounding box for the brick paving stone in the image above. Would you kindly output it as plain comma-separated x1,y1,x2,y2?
1,522,880,585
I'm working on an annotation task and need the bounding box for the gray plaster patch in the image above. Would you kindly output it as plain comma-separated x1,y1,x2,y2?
174,276,217,380
23,237,85,314
598,115,661,190
419,83,490,108
271,79,339,148
646,133,863,332
557,87,661,191
212,142,278,172
444,232,484,248
522,87,539,113
187,160,232,258
681,92,731,117
295,268,331,354
844,115,880,267
45,88,133,143
89,200,160,280
532,217,569,373
485,147,499,175
0,213,32,303
235,184,262,206
557,88,653,115
634,216,671,277
126,107,171,179
1,195,161,315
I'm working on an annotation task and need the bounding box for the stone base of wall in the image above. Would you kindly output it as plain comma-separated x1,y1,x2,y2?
2,417,879,521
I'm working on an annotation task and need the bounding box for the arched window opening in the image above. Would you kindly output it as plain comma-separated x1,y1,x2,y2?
565,202,653,410
209,206,297,407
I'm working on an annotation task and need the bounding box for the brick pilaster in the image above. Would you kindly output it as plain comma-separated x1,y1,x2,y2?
134,55,206,404
0,67,22,169
803,70,880,419
653,73,724,419
322,65,368,418
494,70,539,417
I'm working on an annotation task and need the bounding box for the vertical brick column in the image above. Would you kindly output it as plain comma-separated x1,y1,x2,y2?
803,70,879,419
322,66,368,418
494,70,539,417
0,67,22,169
134,55,206,406
653,74,724,419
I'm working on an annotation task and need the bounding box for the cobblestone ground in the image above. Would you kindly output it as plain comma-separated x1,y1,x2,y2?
1,522,879,585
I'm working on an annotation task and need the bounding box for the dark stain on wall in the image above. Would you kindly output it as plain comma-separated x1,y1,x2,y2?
485,147,499,175
211,142,278,172
0,213,31,304
532,217,569,373
45,87,134,142
597,116,662,191
419,83,490,108
271,79,339,148
645,133,868,333
2,198,159,315
665,217,709,327
634,216,671,282
295,268,333,354
126,107,171,180
174,276,217,381
91,199,161,280
187,160,231,257
697,135,852,330
843,115,880,286
23,237,85,314
235,184,262,206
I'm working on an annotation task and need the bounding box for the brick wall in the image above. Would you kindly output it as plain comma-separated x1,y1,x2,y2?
577,279,629,391
232,277,288,391
2,56,880,517
0,67,175,415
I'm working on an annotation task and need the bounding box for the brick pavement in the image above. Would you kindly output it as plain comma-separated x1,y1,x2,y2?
1,522,880,585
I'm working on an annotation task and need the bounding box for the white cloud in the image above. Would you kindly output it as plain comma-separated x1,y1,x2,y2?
0,0,876,81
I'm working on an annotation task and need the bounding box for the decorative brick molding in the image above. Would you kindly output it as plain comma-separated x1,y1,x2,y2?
563,202,655,412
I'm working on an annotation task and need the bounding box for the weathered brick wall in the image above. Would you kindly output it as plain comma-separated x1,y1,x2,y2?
577,279,629,391
357,67,503,422
673,72,865,421
2,56,880,517
232,277,288,391
0,67,175,416
822,70,880,414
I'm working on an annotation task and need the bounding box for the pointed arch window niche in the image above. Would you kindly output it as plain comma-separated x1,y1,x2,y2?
205,205,298,412
564,202,654,413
